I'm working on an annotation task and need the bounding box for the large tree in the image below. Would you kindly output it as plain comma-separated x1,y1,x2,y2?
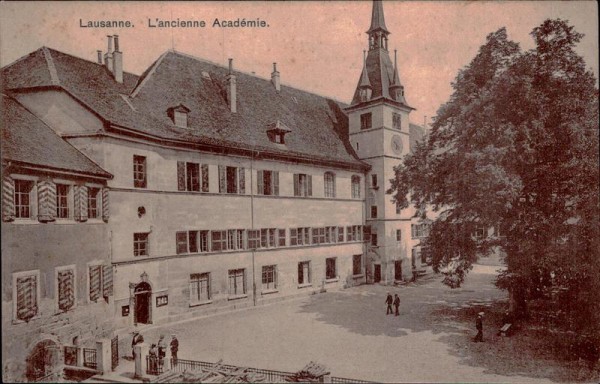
389,20,599,339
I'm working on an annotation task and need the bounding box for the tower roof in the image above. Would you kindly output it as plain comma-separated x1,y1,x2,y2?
367,0,390,34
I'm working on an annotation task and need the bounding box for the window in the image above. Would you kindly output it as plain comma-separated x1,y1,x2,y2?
274,132,284,144
351,175,361,199
312,227,326,244
178,230,209,254
294,174,312,197
211,230,227,251
298,261,311,285
133,155,147,188
360,113,372,130
371,234,378,246
178,162,209,192
174,111,188,128
371,205,377,219
338,226,345,242
326,258,337,280
257,170,279,195
411,223,430,239
56,184,70,219
228,269,246,296
396,229,402,241
57,267,75,312
278,229,286,247
393,112,402,130
324,226,337,244
218,166,245,194
247,229,261,249
347,225,363,242
259,228,276,248
87,187,100,219
227,229,245,250
353,255,362,275
474,227,486,240
14,271,39,321
14,180,33,218
134,233,149,256
262,265,277,290
190,273,210,303
324,172,336,198
88,264,112,302
290,227,310,246
371,174,378,188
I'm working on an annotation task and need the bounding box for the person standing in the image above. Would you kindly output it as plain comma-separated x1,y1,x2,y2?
393,294,400,316
157,335,167,370
385,293,393,315
170,334,179,365
474,312,484,342
148,344,158,373
131,331,144,359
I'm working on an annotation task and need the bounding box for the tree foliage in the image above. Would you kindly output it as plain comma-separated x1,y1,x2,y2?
389,20,599,339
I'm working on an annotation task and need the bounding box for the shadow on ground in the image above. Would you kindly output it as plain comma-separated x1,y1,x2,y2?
297,268,600,383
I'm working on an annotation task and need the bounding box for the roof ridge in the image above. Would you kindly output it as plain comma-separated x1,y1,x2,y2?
130,51,169,98
41,46,138,77
42,47,61,86
169,49,350,105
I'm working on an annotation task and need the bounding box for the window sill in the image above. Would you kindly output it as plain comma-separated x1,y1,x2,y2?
325,277,339,283
189,300,213,307
297,283,312,289
12,315,41,325
352,274,365,279
227,294,248,301
261,289,279,296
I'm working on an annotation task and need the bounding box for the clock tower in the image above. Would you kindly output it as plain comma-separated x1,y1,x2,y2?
346,0,417,283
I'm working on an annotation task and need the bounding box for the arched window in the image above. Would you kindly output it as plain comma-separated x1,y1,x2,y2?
324,172,336,198
351,175,361,199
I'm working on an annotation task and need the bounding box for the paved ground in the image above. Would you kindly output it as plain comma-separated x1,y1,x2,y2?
116,264,590,383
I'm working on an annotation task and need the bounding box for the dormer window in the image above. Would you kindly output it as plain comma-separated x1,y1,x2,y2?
167,104,191,128
266,120,292,145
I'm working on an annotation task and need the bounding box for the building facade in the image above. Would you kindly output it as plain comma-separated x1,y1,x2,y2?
1,1,427,379
1,95,114,382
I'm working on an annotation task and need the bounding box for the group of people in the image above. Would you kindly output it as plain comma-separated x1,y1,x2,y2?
132,331,179,366
385,292,401,316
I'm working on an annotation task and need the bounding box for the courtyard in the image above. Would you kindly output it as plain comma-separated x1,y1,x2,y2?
119,264,597,383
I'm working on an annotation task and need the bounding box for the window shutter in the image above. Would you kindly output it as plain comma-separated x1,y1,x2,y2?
73,185,88,222
101,188,109,222
2,175,15,222
307,175,312,196
102,264,113,299
332,175,336,197
177,162,186,191
257,171,264,195
273,172,279,196
58,270,75,311
411,225,415,238
17,275,37,321
238,168,245,194
201,164,209,192
37,179,56,223
89,266,101,301
218,166,226,193
293,174,299,196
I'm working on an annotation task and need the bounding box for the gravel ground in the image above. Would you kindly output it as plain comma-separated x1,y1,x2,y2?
128,264,599,383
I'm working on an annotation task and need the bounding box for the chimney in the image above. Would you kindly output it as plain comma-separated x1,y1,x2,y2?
226,58,237,113
104,35,114,73
97,50,103,64
112,35,123,83
271,62,280,92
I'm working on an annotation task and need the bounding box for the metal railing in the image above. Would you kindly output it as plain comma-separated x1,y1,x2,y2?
146,355,166,375
169,358,296,382
332,377,374,383
83,348,97,370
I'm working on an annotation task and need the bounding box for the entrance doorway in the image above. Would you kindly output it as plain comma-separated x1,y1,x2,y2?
26,340,59,381
374,264,381,283
134,282,152,324
394,260,403,281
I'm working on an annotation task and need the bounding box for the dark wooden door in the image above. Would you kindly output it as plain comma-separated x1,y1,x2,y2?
135,282,152,324
374,265,381,283
395,260,403,280
111,335,119,370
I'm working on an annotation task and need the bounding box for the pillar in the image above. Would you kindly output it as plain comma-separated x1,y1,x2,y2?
134,343,149,379
96,339,112,374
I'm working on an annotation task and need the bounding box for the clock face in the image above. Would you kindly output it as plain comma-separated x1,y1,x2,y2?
391,135,403,155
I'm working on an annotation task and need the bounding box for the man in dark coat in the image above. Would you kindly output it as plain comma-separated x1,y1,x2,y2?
474,312,484,342
131,331,144,359
393,294,401,316
170,334,179,365
385,293,393,315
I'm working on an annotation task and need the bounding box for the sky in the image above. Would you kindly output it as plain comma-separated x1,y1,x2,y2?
0,1,598,126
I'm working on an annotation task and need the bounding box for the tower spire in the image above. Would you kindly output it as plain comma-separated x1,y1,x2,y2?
367,0,389,34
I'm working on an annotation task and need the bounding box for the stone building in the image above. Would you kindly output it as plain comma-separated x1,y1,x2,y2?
1,95,114,382
1,1,427,379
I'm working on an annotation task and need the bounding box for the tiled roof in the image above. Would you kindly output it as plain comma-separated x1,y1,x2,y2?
2,47,367,170
1,94,112,178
